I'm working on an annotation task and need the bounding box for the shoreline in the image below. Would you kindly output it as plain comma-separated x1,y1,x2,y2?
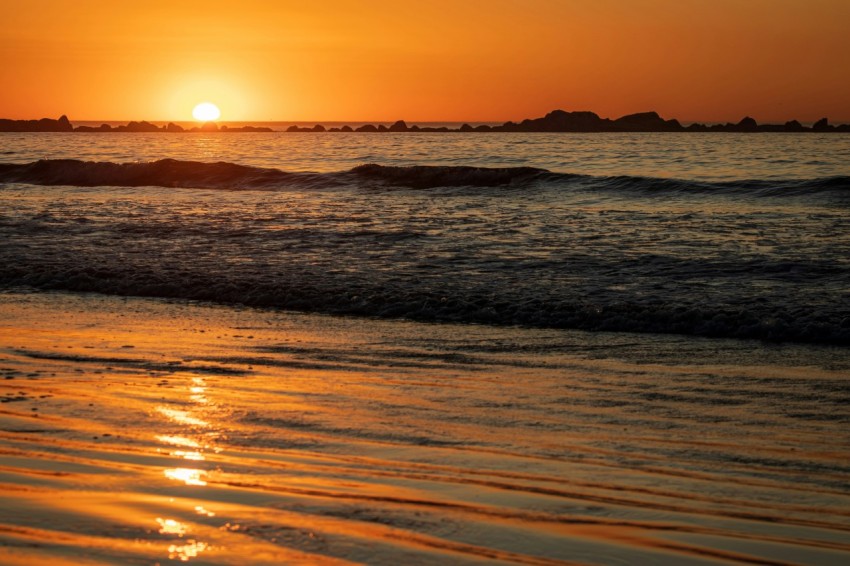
1,290,849,564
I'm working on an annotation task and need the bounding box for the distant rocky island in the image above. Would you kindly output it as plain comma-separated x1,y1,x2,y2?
0,116,272,133
2,110,849,133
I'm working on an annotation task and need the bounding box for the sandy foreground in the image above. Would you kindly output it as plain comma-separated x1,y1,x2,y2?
0,291,848,565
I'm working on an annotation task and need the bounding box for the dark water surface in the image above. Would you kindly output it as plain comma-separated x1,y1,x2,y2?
1,133,849,344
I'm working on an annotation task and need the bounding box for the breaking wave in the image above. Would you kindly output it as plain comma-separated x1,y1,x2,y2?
1,159,849,197
2,158,849,345
2,266,849,345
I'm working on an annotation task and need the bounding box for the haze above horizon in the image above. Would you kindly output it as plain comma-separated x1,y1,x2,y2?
2,0,849,123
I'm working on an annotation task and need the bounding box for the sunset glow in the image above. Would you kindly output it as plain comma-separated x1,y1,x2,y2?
1,0,848,122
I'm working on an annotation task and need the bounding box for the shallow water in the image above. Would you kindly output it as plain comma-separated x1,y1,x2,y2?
0,292,848,564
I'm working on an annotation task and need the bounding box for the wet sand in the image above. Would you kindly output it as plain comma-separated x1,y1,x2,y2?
0,291,848,565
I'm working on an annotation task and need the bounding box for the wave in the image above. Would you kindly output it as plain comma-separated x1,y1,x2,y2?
3,268,848,345
2,159,849,197
0,159,335,190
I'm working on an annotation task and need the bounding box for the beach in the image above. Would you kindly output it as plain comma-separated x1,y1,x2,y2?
1,290,848,564
4,0,850,562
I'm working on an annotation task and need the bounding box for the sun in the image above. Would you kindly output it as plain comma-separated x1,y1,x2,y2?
192,102,221,122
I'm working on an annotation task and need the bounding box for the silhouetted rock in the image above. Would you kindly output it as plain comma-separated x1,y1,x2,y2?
219,125,271,132
75,124,114,132
5,111,850,134
783,120,805,132
813,118,831,132
735,117,759,132
0,115,74,132
613,111,683,132
389,120,408,132
498,110,612,132
116,121,161,132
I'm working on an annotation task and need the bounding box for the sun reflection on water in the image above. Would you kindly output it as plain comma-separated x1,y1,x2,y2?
169,540,208,562
164,467,208,486
149,376,221,563
157,517,188,535
190,377,207,403
156,435,201,448
156,407,208,427
173,450,205,461
195,505,215,517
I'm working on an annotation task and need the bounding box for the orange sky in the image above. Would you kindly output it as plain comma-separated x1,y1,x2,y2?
1,0,849,122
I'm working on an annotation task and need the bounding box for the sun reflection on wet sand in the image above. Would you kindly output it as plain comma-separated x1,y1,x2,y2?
195,505,216,517
156,435,201,448
156,517,188,536
164,467,208,486
2,291,850,565
169,540,209,562
157,517,209,562
173,450,205,461
190,377,207,403
156,407,209,427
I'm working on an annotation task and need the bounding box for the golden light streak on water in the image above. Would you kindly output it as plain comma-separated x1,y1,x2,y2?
156,435,201,448
156,407,209,427
168,540,208,562
156,517,188,535
163,468,208,486
173,450,205,461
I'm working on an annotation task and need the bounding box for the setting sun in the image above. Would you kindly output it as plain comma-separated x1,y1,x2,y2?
192,102,220,122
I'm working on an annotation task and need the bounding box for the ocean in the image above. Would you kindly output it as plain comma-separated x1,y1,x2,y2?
1,131,849,564
1,132,849,344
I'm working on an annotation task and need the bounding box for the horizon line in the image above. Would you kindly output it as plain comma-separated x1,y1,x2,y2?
13,115,850,126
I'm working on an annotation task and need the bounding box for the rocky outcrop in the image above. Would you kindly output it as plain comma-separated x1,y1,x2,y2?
388,120,408,132
734,117,759,132
4,111,850,133
220,125,273,132
813,118,831,132
0,115,74,132
497,110,611,132
612,111,682,132
783,120,805,132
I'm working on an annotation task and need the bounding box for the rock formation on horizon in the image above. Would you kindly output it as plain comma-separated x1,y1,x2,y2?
1,112,848,133
0,115,73,132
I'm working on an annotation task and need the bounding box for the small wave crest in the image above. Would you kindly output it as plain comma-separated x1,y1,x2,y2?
586,174,850,198
350,163,551,188
3,268,848,344
1,159,848,197
0,159,333,190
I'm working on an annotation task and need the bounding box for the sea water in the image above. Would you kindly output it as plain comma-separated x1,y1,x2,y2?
1,132,849,344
